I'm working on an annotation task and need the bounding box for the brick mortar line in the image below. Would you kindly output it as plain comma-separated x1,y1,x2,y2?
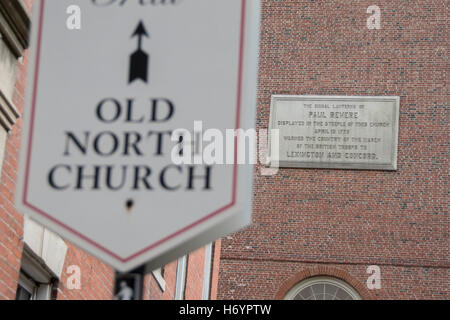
0,275,16,296
220,256,450,270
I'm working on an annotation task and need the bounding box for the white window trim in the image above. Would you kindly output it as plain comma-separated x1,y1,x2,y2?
18,248,56,300
284,276,362,300
0,88,19,133
202,243,213,300
17,272,37,299
0,0,30,58
0,0,28,173
174,255,187,300
152,268,166,292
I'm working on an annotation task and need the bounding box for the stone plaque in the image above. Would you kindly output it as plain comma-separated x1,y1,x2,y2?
268,95,400,170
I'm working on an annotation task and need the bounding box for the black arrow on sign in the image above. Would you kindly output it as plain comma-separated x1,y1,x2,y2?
128,21,150,84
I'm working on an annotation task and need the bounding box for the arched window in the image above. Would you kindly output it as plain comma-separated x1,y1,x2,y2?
284,276,361,300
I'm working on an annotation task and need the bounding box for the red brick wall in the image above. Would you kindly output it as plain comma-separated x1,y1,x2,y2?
0,0,34,301
145,242,221,300
0,24,29,302
56,243,114,300
145,260,178,300
145,273,164,300
219,260,449,299
218,0,448,300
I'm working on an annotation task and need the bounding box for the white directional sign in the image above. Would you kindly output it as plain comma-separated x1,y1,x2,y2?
17,0,260,271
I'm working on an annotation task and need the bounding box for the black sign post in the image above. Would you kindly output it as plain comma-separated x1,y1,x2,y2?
114,266,146,300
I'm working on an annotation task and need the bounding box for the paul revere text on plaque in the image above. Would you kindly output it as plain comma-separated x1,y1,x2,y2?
268,95,400,170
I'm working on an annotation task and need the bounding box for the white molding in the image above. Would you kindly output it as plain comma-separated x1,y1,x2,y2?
0,0,30,57
23,216,68,279
151,268,166,292
19,249,54,300
0,88,20,132
41,228,68,279
23,217,45,256
284,276,362,300
202,243,213,300
175,255,187,300
21,246,55,283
